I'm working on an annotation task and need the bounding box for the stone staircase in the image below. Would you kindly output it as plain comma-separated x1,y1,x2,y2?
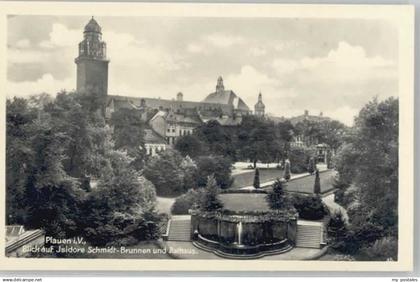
296,221,323,249
167,215,191,241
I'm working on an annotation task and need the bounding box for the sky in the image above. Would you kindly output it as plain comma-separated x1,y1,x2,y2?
7,15,399,126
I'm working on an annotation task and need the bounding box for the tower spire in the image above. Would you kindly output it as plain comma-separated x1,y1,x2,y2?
216,76,225,92
254,91,265,117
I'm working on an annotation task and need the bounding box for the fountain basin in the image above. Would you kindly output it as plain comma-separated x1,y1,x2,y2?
190,206,297,258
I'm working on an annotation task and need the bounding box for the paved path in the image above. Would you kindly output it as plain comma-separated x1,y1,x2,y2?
238,171,310,190
156,197,175,214
322,193,349,222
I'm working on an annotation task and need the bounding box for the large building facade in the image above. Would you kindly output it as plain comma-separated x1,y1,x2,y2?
75,18,265,155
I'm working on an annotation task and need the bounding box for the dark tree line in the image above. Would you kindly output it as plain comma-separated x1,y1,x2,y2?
6,92,161,246
175,116,296,167
332,97,399,260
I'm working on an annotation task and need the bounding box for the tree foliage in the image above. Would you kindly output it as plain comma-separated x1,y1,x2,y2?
253,168,260,188
283,160,291,181
237,116,281,167
175,134,208,158
314,169,321,194
143,149,190,196
199,175,223,212
332,97,399,257
110,108,146,170
6,92,161,245
195,155,233,189
266,178,288,210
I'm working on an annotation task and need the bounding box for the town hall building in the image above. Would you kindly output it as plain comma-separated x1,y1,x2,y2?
75,17,265,155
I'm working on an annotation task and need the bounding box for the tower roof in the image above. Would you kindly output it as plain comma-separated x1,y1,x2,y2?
84,17,102,33
255,92,265,109
203,77,250,112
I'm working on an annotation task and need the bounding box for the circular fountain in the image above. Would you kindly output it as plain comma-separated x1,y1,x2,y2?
190,191,298,259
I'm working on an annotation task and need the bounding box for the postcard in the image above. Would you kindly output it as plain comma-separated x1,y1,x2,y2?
0,1,414,271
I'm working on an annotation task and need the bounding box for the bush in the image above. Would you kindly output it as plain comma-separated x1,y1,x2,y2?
332,177,351,206
333,222,384,255
283,160,291,181
313,169,321,194
288,147,315,174
253,168,260,188
195,156,233,189
266,178,287,210
199,175,224,212
143,149,186,196
328,211,347,250
174,135,208,158
291,194,327,220
81,169,161,247
307,157,315,174
171,188,205,215
360,236,398,261
143,150,198,196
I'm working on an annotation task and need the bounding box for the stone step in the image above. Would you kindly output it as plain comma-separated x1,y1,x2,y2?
167,217,192,242
296,223,322,249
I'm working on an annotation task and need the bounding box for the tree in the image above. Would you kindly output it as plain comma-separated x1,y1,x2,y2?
237,116,281,167
267,178,287,209
307,157,315,175
143,149,185,196
110,108,146,170
6,92,162,247
253,168,260,188
294,119,347,151
326,149,333,169
180,156,198,191
6,98,37,224
82,159,160,246
195,156,233,189
194,120,236,160
328,211,348,250
175,134,208,158
314,169,321,194
283,160,291,181
288,146,316,173
332,97,399,253
333,143,358,185
171,188,206,215
199,175,223,212
24,119,83,238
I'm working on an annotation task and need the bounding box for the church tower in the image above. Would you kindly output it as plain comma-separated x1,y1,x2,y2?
216,76,225,92
254,92,265,117
75,17,109,97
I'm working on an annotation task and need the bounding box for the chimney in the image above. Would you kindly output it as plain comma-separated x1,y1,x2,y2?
304,110,309,116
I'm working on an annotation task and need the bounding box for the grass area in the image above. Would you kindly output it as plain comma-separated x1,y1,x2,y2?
218,170,337,213
231,168,284,188
286,170,336,194
218,193,270,212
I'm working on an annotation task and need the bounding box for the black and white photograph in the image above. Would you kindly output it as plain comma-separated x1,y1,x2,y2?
1,2,414,271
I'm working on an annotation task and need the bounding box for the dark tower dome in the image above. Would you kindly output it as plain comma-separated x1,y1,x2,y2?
84,17,102,34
